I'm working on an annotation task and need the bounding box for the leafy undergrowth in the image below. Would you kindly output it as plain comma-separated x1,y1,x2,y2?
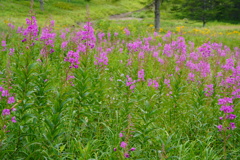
0,15,239,159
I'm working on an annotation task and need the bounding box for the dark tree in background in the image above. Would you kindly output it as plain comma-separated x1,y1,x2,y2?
215,0,240,21
39,0,44,11
182,0,217,27
154,0,161,32
178,0,240,26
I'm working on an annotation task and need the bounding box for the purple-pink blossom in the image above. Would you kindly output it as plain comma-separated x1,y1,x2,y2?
138,69,145,81
94,52,108,66
220,105,234,113
0,86,3,92
124,28,130,36
22,16,39,41
164,79,171,88
11,116,17,123
218,97,233,105
230,123,236,130
119,132,124,137
2,109,11,116
226,114,236,120
64,50,80,68
148,79,159,89
9,48,15,56
124,153,130,158
217,125,223,131
1,41,6,47
204,84,214,97
2,90,9,97
61,41,68,49
120,141,127,148
187,73,195,81
7,96,15,104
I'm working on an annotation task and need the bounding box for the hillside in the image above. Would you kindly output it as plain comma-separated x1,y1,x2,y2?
0,0,148,26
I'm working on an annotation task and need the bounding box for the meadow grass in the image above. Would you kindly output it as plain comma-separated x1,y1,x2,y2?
0,0,147,28
0,6,239,160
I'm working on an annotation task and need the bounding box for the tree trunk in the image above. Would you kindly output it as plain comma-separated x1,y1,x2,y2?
202,0,206,27
203,17,206,27
154,0,161,32
39,0,44,11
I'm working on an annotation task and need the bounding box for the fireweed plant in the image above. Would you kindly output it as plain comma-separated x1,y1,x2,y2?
0,15,239,159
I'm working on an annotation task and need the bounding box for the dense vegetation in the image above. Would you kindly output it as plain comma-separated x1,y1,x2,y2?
0,13,239,159
0,0,239,159
0,0,148,26
169,0,240,27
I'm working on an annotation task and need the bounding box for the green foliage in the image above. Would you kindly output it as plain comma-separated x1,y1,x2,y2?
0,1,240,159
176,0,240,24
53,1,78,10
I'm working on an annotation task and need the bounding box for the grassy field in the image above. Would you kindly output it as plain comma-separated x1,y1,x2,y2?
0,1,240,159
0,0,148,27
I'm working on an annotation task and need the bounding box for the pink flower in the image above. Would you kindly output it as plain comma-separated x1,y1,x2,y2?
22,16,39,41
64,50,80,68
187,73,195,81
9,48,15,55
7,96,15,104
124,28,130,36
8,23,15,29
61,41,68,49
130,85,136,90
2,90,9,97
138,52,145,59
120,141,127,148
164,79,170,88
218,97,233,105
0,86,4,92
138,69,145,81
204,84,214,97
11,116,17,123
124,153,130,158
129,148,136,151
119,132,124,137
230,123,236,130
2,109,11,116
226,114,236,120
220,105,234,113
217,125,223,131
148,79,159,89
94,52,108,66
1,41,6,47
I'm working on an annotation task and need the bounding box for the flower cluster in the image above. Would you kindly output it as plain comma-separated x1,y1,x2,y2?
64,50,80,69
126,75,137,91
1,41,7,51
148,79,159,89
137,69,145,81
40,20,56,55
114,128,136,158
124,28,130,36
94,52,108,67
217,97,236,131
72,22,96,54
204,84,214,97
0,85,17,132
21,16,39,42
